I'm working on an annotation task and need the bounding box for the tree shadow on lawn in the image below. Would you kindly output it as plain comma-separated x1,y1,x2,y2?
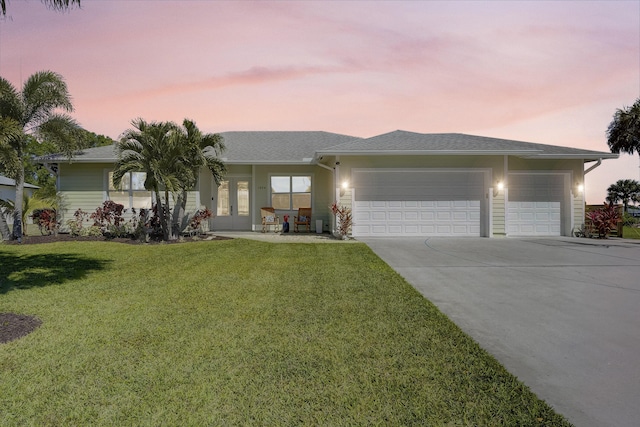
0,252,109,294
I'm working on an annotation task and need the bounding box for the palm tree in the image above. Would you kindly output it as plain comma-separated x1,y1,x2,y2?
171,119,226,237
0,117,21,240
607,98,640,161
1,0,80,16
0,192,54,236
0,71,82,241
114,119,184,241
606,179,640,214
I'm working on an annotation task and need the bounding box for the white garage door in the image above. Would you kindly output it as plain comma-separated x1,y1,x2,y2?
507,174,565,236
352,169,485,237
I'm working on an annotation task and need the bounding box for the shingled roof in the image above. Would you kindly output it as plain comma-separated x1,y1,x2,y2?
41,131,361,164
319,130,617,160
39,130,616,163
218,131,361,163
0,175,39,189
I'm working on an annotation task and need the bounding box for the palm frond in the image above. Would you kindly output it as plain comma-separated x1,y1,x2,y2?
35,113,83,158
0,77,24,122
607,99,640,156
0,117,23,177
22,71,73,130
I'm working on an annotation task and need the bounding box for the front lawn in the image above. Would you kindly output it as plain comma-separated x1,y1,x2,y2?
623,225,640,239
0,240,570,426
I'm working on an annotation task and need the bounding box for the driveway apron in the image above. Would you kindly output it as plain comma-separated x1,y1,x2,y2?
361,237,640,427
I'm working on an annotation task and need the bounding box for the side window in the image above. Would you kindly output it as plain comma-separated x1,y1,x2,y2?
107,171,152,209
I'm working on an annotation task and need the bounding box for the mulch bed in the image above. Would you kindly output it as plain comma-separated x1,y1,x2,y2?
0,313,42,344
3,233,232,245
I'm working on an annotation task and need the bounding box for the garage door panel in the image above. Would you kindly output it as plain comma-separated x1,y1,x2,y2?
404,225,419,233
421,211,435,221
371,211,386,221
388,212,402,221
404,211,419,221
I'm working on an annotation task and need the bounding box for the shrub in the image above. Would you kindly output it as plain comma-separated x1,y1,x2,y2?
80,225,103,237
31,209,58,235
66,209,89,237
586,202,621,238
130,208,151,242
330,202,353,238
90,200,126,229
189,208,213,233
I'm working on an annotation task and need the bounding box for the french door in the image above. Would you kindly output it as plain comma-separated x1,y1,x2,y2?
212,177,251,230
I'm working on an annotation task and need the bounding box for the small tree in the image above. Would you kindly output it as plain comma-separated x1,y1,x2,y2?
606,179,640,214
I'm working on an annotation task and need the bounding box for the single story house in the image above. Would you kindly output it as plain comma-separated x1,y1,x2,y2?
41,130,617,237
0,175,40,225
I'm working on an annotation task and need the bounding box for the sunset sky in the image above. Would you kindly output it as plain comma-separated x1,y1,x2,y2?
0,0,638,203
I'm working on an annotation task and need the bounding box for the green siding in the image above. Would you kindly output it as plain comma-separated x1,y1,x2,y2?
59,163,201,232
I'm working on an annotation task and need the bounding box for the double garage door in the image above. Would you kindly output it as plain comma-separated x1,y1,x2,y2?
352,169,485,237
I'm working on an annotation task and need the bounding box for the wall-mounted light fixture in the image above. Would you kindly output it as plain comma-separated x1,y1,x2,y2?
340,180,349,197
493,181,504,197
575,183,584,198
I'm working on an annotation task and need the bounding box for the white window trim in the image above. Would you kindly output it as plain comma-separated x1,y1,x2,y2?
104,169,153,210
268,173,313,211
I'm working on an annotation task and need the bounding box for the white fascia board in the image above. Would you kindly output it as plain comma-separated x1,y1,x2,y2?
315,149,541,156
224,160,315,165
519,154,619,160
40,157,117,163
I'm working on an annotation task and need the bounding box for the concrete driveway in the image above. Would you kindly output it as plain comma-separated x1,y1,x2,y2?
361,237,640,427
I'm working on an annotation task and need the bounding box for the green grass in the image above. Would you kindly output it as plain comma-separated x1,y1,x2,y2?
623,225,640,239
0,240,570,426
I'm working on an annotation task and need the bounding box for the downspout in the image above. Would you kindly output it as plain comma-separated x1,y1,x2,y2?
579,158,602,235
584,158,602,175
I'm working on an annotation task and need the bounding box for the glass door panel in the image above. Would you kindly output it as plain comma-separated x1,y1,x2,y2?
212,177,251,230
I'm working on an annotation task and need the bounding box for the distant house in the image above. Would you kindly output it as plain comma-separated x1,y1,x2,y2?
0,174,40,225
628,206,640,218
41,130,617,237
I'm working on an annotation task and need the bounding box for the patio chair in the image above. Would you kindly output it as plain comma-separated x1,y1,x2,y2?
261,207,280,233
294,207,312,233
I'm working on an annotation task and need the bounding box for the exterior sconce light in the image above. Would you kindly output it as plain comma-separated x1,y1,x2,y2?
575,183,584,197
340,180,349,197
494,181,504,197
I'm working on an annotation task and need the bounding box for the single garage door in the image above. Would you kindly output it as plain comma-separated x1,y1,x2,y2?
507,173,565,236
352,169,485,237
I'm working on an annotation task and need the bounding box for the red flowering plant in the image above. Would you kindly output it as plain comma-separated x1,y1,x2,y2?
585,202,621,238
189,208,213,233
330,201,353,238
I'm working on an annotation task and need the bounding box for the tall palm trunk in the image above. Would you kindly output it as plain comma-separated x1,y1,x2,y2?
12,164,24,242
164,188,172,241
172,190,188,239
0,209,10,240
